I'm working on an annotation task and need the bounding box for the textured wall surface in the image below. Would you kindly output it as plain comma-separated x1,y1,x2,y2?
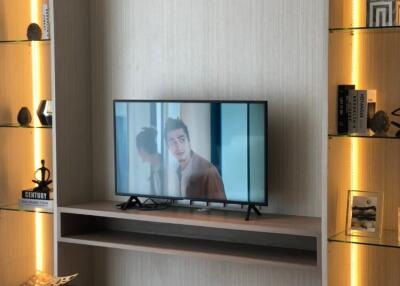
53,0,328,285
90,0,328,217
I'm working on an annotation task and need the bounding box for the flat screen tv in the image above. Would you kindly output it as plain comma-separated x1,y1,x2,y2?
114,100,267,206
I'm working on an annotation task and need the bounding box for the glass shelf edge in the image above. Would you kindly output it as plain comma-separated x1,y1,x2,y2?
329,26,400,33
328,230,400,249
0,39,51,44
0,124,52,129
0,204,53,214
328,134,400,140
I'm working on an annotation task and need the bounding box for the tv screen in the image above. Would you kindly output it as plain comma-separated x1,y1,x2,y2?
114,100,267,205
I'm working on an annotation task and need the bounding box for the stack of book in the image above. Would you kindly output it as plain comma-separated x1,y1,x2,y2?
19,190,53,211
337,85,376,135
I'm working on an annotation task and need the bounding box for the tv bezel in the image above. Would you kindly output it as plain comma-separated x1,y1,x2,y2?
113,99,268,206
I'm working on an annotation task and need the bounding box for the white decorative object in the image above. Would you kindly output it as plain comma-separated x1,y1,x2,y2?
20,272,78,286
42,4,50,39
367,0,396,27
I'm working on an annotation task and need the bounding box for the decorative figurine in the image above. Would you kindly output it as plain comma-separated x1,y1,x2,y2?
17,107,32,126
370,111,390,136
32,160,52,192
27,23,42,41
391,107,400,137
37,100,52,126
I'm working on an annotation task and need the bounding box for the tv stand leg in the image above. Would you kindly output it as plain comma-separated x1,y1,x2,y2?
117,196,143,210
245,205,261,221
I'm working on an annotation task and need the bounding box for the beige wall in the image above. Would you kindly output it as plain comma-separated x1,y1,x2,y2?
90,0,328,218
53,0,328,285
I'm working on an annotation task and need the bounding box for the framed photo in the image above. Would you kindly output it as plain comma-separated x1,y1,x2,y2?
346,190,383,237
398,207,400,241
367,0,397,27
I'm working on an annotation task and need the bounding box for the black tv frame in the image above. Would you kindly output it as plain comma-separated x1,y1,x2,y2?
113,99,268,209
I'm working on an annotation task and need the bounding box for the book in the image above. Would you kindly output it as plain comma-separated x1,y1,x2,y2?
42,4,50,40
348,89,358,134
337,85,355,134
357,90,368,135
367,90,377,129
22,190,52,200
19,198,53,211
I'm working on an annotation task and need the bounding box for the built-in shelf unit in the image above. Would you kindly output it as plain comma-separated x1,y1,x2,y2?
328,0,400,285
52,0,327,285
58,201,320,270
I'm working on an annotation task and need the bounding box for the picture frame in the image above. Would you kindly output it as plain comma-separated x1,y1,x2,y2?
346,190,383,237
397,1,400,25
366,0,397,27
398,207,400,241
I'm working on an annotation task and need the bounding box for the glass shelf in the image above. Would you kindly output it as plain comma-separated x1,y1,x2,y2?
329,230,400,249
329,133,400,140
329,25,400,33
0,203,53,214
0,123,51,129
0,39,50,45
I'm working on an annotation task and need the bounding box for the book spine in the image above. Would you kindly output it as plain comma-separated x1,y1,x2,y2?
367,90,377,129
42,4,50,40
19,198,53,210
358,90,368,135
348,89,358,134
22,190,51,200
337,85,355,134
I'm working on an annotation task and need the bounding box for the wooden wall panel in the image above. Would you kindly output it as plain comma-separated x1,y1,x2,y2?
93,248,321,286
90,0,328,218
329,30,400,134
329,0,368,29
329,242,400,286
52,0,93,206
0,211,53,285
58,243,94,285
0,0,31,41
328,138,400,236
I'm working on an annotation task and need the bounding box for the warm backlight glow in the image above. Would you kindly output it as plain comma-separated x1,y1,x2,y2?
351,1,361,286
351,0,360,86
32,41,42,168
31,0,39,23
35,211,44,272
31,0,44,273
350,138,359,286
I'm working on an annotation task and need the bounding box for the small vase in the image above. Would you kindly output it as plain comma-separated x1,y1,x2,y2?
17,107,32,126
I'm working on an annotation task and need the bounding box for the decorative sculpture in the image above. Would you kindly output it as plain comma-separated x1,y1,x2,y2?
391,107,400,137
370,110,390,136
37,100,52,126
17,107,32,126
27,23,42,41
32,160,52,192
20,272,78,286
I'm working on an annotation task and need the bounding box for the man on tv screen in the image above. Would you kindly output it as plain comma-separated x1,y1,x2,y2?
164,118,226,200
135,127,164,195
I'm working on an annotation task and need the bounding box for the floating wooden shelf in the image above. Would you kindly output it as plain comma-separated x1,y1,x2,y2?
58,201,321,238
58,201,320,270
59,230,318,269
